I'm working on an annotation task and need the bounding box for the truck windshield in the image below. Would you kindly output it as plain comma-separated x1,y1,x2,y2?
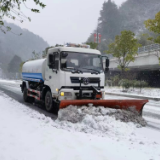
61,52,103,73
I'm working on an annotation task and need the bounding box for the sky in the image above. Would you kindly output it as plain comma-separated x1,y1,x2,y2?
6,0,126,46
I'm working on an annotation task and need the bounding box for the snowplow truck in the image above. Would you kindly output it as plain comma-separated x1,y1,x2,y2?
20,43,148,115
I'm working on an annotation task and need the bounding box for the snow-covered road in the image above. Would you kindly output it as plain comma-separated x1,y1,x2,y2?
0,79,160,160
0,79,160,130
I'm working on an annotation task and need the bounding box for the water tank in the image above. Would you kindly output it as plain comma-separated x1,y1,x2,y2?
22,59,46,82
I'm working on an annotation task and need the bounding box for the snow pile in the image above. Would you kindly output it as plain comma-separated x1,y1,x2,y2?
55,105,146,137
58,105,146,125
107,109,147,126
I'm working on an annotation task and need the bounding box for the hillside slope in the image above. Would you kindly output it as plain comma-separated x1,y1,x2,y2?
0,22,49,70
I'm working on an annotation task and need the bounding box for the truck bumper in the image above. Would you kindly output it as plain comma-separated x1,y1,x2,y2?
57,88,105,101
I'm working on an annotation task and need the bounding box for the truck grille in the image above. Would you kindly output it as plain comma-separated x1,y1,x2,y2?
70,77,100,84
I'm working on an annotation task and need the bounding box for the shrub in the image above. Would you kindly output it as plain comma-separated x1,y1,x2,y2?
119,79,132,91
112,75,120,86
105,80,112,86
119,79,148,92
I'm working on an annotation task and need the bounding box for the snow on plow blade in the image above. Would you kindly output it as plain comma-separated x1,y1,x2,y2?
59,99,148,115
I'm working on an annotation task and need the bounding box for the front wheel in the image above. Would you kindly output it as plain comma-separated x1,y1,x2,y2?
45,91,59,115
45,91,54,112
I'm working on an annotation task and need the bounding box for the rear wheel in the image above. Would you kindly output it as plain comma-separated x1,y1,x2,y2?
23,87,29,102
23,87,35,103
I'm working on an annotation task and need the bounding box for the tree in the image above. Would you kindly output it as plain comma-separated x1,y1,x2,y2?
106,30,141,76
32,50,41,60
98,0,121,40
8,55,22,73
119,0,160,34
87,0,122,53
144,11,160,44
0,0,46,34
144,11,160,64
137,33,154,46
42,46,54,58
86,42,98,49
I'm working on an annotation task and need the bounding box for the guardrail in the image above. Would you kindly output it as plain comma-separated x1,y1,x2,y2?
138,43,160,54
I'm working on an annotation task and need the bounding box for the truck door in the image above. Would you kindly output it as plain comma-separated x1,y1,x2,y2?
45,52,59,94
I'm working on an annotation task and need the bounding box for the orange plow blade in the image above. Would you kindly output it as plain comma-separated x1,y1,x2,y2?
60,99,148,114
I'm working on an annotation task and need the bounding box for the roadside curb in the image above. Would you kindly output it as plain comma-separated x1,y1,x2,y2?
105,92,160,101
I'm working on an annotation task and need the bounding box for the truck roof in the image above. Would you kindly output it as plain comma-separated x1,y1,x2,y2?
48,47,101,55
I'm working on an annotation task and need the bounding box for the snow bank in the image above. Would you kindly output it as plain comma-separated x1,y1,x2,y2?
0,79,22,84
0,91,160,160
105,86,160,98
56,105,146,137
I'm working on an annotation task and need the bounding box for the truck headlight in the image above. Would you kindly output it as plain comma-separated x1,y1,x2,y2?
60,92,72,97
61,92,64,96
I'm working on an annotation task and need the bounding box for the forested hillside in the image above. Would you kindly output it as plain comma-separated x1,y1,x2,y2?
0,22,49,74
87,0,160,54
120,0,160,33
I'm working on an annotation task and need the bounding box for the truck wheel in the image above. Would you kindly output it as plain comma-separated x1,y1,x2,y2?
45,91,53,112
29,97,35,103
23,87,29,102
23,88,35,103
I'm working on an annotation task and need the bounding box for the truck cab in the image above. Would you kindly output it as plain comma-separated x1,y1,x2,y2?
21,43,109,114
46,45,108,100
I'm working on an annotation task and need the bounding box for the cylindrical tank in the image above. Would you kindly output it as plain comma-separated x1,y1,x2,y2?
22,59,46,82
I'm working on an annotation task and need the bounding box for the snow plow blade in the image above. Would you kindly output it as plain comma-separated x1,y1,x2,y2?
59,99,148,115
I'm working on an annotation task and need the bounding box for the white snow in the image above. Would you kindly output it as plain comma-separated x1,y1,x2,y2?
0,79,17,84
105,86,160,98
0,79,22,84
0,91,160,160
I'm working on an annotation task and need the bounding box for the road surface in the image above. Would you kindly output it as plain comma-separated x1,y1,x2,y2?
0,80,160,130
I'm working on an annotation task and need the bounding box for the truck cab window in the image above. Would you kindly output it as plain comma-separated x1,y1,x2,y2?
93,57,101,67
48,52,59,70
61,52,103,72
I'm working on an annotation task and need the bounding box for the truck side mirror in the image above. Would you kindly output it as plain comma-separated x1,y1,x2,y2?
105,59,109,73
105,68,109,72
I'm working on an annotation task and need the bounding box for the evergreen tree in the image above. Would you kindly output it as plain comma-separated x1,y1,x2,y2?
98,0,122,40
87,0,121,54
7,55,22,73
119,0,160,34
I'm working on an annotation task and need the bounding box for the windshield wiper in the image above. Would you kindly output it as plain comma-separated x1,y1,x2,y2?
81,67,100,74
65,67,83,74
72,68,83,74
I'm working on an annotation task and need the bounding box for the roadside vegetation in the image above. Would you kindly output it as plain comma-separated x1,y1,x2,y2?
104,10,160,89
106,78,148,93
